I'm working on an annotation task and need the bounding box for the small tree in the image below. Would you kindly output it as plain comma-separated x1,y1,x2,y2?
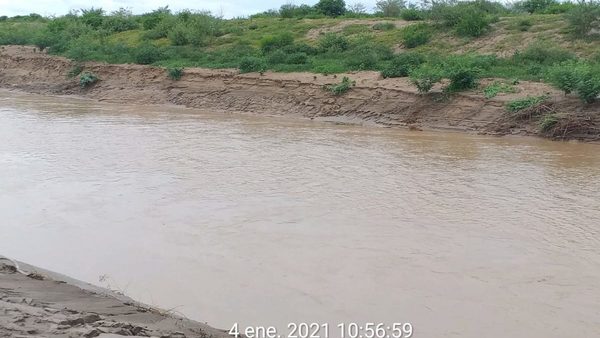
566,0,600,38
315,0,347,17
348,2,367,14
376,0,406,17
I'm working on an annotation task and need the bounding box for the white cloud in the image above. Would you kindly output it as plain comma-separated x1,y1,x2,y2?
0,0,379,18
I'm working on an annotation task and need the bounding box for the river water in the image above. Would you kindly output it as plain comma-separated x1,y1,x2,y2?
1,89,599,337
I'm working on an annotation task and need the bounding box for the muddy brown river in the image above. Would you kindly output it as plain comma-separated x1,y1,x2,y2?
1,89,599,337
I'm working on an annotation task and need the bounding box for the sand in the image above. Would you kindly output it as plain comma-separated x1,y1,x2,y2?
0,256,229,338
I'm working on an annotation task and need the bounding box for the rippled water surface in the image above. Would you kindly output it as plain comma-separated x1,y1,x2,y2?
1,90,599,337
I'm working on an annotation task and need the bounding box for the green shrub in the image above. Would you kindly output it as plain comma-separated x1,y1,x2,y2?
446,63,481,91
546,61,585,94
483,81,517,98
565,2,600,38
455,9,491,37
381,52,425,78
79,72,98,88
401,23,432,48
267,50,309,65
372,22,396,31
134,44,163,64
376,0,405,17
279,4,317,18
400,8,425,21
506,95,548,112
167,67,184,80
315,0,347,17
517,0,558,13
541,2,577,14
260,32,294,53
324,76,355,95
409,64,443,93
102,8,138,32
140,7,171,30
430,1,501,37
318,33,350,52
515,42,575,65
576,74,600,103
168,23,189,45
239,56,267,73
344,49,378,70
516,19,532,32
80,8,104,29
67,64,83,78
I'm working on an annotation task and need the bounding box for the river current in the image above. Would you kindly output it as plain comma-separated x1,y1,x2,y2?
1,90,599,337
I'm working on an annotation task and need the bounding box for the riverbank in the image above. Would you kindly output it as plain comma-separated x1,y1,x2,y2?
1,45,599,140
0,256,229,338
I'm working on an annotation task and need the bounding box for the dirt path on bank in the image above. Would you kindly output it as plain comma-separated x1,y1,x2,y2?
0,256,229,338
0,45,598,140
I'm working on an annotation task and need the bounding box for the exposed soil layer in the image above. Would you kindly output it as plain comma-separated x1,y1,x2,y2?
0,256,230,338
1,45,598,140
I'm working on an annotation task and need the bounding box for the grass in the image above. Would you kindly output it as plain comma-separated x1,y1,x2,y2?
167,67,184,80
483,81,517,98
324,76,354,95
506,95,549,113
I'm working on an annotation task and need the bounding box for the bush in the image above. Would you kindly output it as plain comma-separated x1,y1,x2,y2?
315,0,347,17
400,8,425,20
409,64,443,93
324,76,355,95
79,72,99,88
546,61,586,95
239,56,267,73
401,23,431,48
376,0,405,17
381,52,425,78
576,74,600,103
541,2,577,14
80,8,104,29
279,4,316,18
446,63,481,91
167,67,184,80
430,1,502,37
455,9,491,37
344,49,378,70
515,42,575,65
517,0,558,13
565,2,600,38
134,44,163,64
140,7,171,30
516,19,532,32
102,8,138,32
372,22,396,31
260,32,294,53
318,33,350,52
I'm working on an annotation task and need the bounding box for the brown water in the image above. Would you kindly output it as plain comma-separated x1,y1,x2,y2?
1,89,599,337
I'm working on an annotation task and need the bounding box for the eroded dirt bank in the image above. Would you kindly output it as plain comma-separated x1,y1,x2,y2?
1,45,599,140
0,256,229,338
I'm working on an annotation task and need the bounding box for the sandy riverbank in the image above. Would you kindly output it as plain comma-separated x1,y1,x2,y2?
0,256,229,338
1,45,598,141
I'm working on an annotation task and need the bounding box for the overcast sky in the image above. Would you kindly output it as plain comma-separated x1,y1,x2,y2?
0,0,380,18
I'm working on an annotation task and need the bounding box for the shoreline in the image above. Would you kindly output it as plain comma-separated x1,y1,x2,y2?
0,255,229,338
1,45,598,141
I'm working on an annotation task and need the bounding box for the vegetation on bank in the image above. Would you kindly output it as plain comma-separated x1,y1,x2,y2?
1,0,600,102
